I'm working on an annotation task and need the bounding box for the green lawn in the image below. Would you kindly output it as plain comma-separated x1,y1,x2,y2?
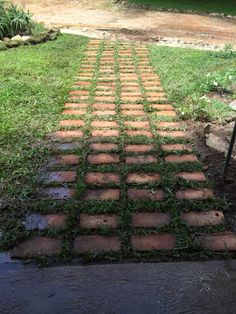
127,0,236,15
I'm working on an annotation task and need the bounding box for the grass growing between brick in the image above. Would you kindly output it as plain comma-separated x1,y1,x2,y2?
1,36,235,265
126,0,236,16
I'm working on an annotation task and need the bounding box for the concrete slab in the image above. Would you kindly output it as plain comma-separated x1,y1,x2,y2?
1,259,236,313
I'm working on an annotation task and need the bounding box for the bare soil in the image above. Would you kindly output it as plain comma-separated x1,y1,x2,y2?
14,0,236,49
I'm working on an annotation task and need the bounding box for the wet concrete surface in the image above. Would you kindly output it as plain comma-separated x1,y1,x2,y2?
1,258,236,313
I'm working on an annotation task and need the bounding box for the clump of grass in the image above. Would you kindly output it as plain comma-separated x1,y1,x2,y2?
0,0,35,39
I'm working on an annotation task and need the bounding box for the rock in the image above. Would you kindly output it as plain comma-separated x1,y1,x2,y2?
229,100,236,111
21,36,31,42
6,40,20,48
28,33,47,44
205,133,229,154
0,41,7,51
11,35,23,42
48,31,58,41
3,37,10,42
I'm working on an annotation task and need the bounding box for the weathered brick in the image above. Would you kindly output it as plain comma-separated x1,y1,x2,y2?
62,110,86,115
45,214,67,229
49,154,79,165
84,189,120,200
38,187,75,200
121,97,142,102
122,110,145,116
90,143,119,151
64,103,87,108
127,130,153,137
181,210,224,227
131,234,176,251
92,103,116,110
121,104,144,110
88,153,120,164
59,120,84,127
51,130,83,140
176,171,207,181
79,214,119,229
85,172,120,184
198,232,236,251
151,104,174,110
95,96,116,102
131,213,170,227
165,154,198,163
176,188,214,200
128,188,164,201
11,237,62,258
91,121,118,128
93,110,116,116
121,92,142,97
125,144,154,153
157,131,189,138
154,111,176,117
126,155,157,164
125,121,150,129
41,171,77,183
92,130,119,137
126,173,160,184
161,144,193,152
69,90,89,96
73,235,121,253
156,122,181,129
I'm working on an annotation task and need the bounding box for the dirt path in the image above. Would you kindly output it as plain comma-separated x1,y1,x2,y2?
14,0,236,49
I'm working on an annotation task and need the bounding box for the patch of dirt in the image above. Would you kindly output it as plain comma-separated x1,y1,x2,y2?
207,91,231,105
191,121,236,231
13,0,236,50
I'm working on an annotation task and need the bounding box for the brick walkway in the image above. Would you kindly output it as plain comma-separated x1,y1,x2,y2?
11,40,236,260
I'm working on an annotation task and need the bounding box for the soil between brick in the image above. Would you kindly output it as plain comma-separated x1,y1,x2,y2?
9,39,236,263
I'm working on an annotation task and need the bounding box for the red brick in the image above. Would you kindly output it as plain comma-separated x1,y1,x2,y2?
125,121,150,129
62,110,86,115
64,103,87,108
161,144,193,152
92,103,116,110
73,235,121,253
122,110,145,116
69,90,89,96
90,143,118,151
181,210,224,227
50,154,79,165
10,237,62,258
88,153,120,164
69,96,89,101
176,172,207,181
128,188,164,201
93,110,116,116
157,131,189,138
142,81,161,86
121,92,142,97
79,214,119,229
45,214,67,229
121,97,142,102
131,234,176,251
156,122,181,129
127,130,152,137
73,82,90,87
91,121,118,128
126,173,160,184
151,104,174,110
198,232,236,251
126,155,157,164
84,189,120,200
125,144,154,153
165,154,198,163
131,213,170,227
59,120,84,127
176,188,214,200
154,111,176,117
85,172,120,184
42,171,77,183
92,130,119,137
121,104,143,110
51,130,83,139
38,187,75,200
95,96,115,102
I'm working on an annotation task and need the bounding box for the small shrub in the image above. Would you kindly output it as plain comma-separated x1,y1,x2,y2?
0,0,34,39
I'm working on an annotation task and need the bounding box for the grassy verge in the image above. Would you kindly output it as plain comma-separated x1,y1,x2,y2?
126,0,236,16
148,45,236,121
0,34,88,205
